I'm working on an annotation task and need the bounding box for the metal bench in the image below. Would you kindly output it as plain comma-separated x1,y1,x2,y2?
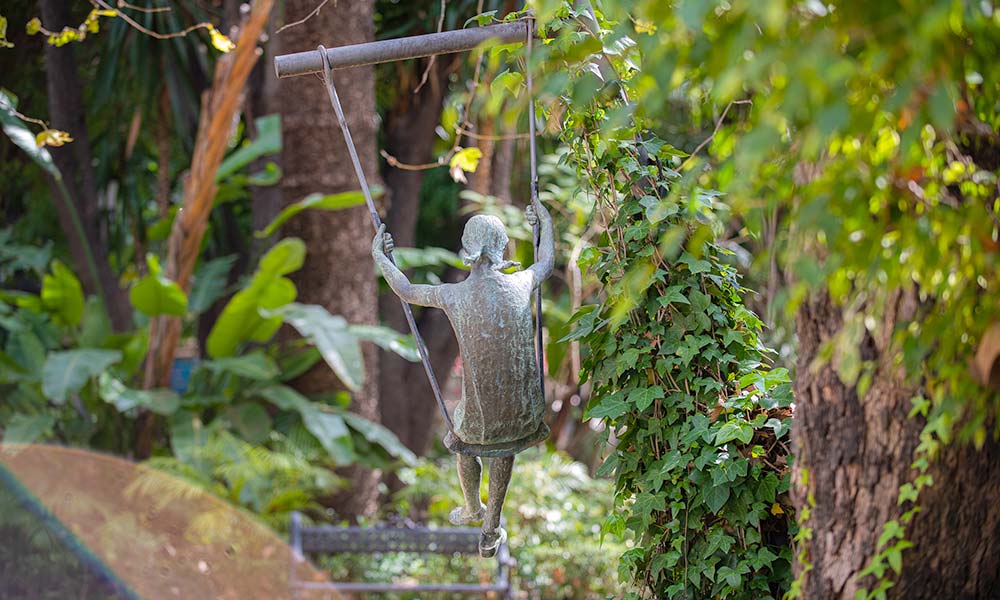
289,512,513,597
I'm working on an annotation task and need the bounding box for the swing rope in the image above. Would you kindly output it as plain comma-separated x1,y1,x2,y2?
318,45,453,433
525,16,545,404
315,18,544,436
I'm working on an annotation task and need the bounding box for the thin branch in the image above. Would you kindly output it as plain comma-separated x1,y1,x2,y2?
117,0,171,13
9,108,48,129
380,149,446,171
679,99,752,170
275,0,334,34
413,0,448,94
93,0,214,40
457,126,530,141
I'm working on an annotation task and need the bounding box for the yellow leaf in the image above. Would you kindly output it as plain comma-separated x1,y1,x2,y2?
0,15,13,48
449,147,482,173
771,502,784,515
26,17,40,35
35,128,73,148
634,19,657,34
84,10,101,34
208,26,235,53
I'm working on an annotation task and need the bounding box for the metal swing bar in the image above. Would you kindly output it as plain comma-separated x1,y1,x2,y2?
274,21,527,78
276,19,543,434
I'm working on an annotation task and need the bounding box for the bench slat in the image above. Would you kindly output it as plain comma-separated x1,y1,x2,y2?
300,525,480,554
294,581,509,593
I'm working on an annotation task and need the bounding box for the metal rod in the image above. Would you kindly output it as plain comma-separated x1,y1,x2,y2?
318,45,455,433
275,21,528,78
525,18,545,401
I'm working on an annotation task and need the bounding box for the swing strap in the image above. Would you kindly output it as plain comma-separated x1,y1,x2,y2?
318,45,454,433
525,16,545,403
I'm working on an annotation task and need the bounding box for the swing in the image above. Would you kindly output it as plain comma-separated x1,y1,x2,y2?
281,19,548,457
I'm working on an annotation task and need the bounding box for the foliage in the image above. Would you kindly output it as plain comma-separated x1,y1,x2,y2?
481,4,795,598
538,1,1000,596
0,237,416,476
144,428,340,531
319,449,625,599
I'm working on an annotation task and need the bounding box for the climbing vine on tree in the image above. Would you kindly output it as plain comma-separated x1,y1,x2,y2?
529,6,795,598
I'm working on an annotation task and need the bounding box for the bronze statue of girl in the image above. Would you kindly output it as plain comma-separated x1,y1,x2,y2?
372,199,554,557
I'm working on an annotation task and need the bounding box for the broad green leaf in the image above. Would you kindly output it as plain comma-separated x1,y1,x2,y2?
200,351,280,381
629,386,665,412
255,190,370,239
703,484,730,514
188,255,236,314
216,114,281,180
463,10,497,27
491,70,524,97
98,373,179,415
79,297,112,347
226,402,271,445
304,410,354,464
389,246,466,270
255,384,311,412
715,419,754,445
258,237,306,277
3,413,55,444
41,260,84,326
341,411,417,465
129,254,187,317
206,238,304,358
348,324,419,362
42,349,122,404
585,391,628,420
168,410,207,464
267,303,364,392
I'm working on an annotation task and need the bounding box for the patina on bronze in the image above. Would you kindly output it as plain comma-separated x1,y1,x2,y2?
372,200,554,558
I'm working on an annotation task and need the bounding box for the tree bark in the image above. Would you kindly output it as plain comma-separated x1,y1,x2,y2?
378,58,460,457
792,290,1000,598
277,0,382,518
39,0,131,332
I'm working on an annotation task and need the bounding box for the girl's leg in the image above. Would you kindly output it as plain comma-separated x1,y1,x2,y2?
480,455,514,557
450,454,485,525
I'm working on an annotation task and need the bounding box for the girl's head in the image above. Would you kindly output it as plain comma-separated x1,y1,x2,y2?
460,215,519,270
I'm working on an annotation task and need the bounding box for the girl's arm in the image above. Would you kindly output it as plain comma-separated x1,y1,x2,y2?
372,224,446,308
526,200,555,286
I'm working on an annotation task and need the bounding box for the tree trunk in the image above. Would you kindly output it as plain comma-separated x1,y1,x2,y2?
378,57,460,458
277,0,382,518
792,290,1000,598
39,0,131,332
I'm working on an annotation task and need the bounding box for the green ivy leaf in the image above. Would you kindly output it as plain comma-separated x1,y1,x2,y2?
703,484,730,514
715,419,754,445
586,390,628,420
629,385,665,411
